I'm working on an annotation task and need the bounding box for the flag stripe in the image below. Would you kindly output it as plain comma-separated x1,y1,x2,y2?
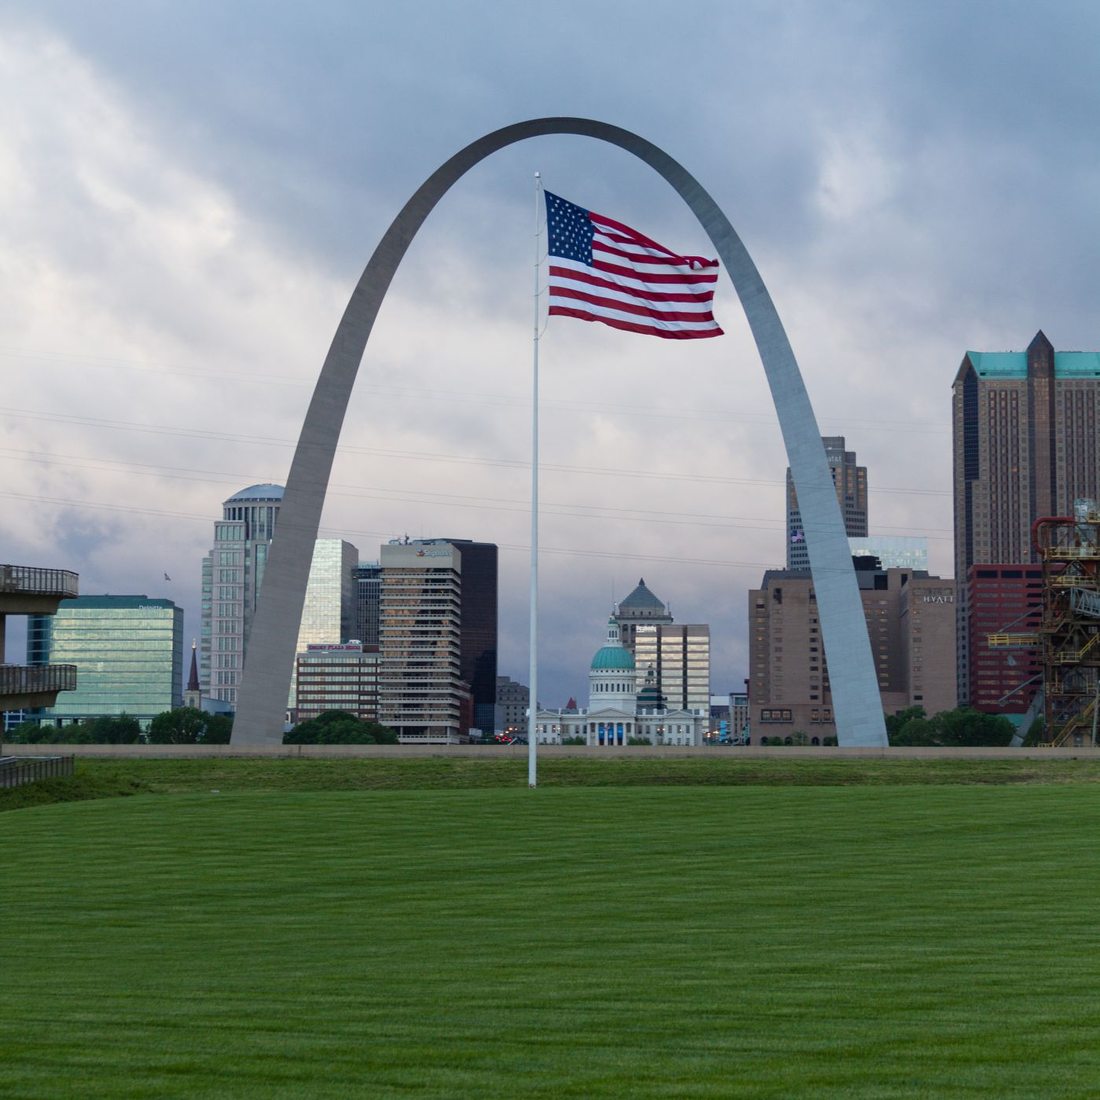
592,240,691,267
549,284,719,324
588,212,687,260
591,258,717,286
544,190,723,341
550,295,721,330
549,305,723,340
548,263,716,305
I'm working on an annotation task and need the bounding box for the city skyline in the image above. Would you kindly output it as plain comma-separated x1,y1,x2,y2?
3,4,1098,707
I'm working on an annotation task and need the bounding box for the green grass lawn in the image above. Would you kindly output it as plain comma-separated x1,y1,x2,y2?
7,752,1100,815
5,780,1100,1097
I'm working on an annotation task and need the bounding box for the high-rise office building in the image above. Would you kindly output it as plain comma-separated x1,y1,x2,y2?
289,539,358,706
295,643,381,722
634,623,710,714
200,483,283,706
436,539,498,733
37,595,183,725
353,562,382,648
379,540,466,742
849,536,928,572
748,564,956,739
786,436,868,570
296,540,358,648
377,538,498,741
612,579,709,713
966,564,1043,715
613,578,673,654
952,331,1100,701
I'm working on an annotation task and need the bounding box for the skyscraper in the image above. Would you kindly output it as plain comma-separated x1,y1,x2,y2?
613,579,709,713
200,483,283,706
952,331,1100,701
353,561,382,648
379,540,465,741
293,540,358,648
38,595,183,725
295,643,381,722
437,540,498,733
749,565,956,739
289,539,358,706
633,624,711,714
613,578,673,653
377,538,498,740
786,437,867,570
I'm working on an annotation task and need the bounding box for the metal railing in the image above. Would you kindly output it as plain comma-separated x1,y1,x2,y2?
0,565,79,599
0,754,74,789
0,664,78,695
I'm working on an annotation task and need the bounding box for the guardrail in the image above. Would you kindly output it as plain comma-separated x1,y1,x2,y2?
0,664,78,695
0,565,80,599
0,754,74,789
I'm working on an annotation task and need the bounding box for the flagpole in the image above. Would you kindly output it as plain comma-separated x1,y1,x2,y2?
527,172,541,788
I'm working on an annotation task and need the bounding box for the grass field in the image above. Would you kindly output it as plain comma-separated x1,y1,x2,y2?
5,762,1100,1097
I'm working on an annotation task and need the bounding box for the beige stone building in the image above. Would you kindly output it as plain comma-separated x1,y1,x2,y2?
748,564,956,741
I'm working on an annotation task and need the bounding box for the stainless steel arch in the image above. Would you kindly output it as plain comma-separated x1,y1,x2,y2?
230,117,888,748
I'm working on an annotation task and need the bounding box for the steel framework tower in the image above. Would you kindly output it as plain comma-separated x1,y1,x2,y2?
1034,505,1100,746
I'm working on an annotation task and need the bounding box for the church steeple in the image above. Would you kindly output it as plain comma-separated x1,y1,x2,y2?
184,640,202,709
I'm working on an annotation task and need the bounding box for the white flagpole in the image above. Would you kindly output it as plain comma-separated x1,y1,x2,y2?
527,172,541,788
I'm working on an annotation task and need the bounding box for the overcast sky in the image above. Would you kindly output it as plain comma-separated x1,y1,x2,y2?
2,0,1098,706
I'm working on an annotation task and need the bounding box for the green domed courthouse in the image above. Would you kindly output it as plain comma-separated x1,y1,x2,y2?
534,587,708,747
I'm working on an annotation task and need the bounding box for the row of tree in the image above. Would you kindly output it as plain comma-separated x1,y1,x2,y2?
5,704,1023,748
5,709,234,745
5,708,398,745
884,706,1017,746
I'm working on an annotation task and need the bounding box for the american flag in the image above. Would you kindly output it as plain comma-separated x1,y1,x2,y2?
545,190,723,340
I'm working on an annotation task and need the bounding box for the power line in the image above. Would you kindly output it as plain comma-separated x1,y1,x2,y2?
0,406,953,497
0,446,954,538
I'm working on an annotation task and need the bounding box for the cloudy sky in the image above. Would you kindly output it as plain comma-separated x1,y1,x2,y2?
2,0,1097,706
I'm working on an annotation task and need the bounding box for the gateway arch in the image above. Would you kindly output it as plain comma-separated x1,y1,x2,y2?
230,117,889,749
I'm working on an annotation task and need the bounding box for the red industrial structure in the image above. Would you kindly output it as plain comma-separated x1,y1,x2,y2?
987,503,1100,745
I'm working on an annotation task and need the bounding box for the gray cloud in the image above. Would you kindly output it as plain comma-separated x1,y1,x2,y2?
2,1,1097,705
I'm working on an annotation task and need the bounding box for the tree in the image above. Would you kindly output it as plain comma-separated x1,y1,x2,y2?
81,715,142,744
5,719,50,744
935,708,1015,747
148,707,233,744
892,716,937,746
886,706,926,739
285,710,398,745
891,707,1015,747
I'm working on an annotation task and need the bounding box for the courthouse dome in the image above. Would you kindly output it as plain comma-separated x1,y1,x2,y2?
591,645,636,671
590,617,636,671
225,483,285,504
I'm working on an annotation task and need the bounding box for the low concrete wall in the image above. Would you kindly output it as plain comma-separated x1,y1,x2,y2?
2,743,1098,761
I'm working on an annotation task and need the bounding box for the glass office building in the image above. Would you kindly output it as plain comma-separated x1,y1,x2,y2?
353,562,382,648
849,536,929,571
289,539,358,705
39,595,183,725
